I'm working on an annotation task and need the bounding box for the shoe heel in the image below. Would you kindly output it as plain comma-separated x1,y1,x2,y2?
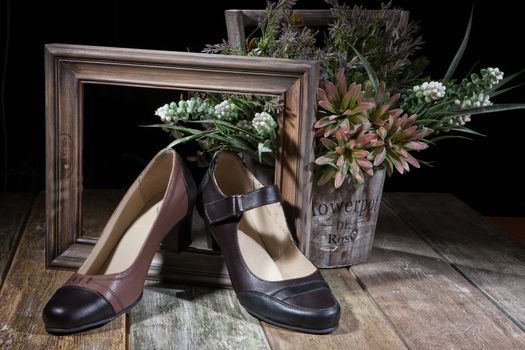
196,174,220,251
161,212,193,252
204,222,221,252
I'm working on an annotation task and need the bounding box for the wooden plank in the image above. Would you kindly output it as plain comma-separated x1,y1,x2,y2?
0,195,125,349
0,193,33,288
384,192,525,331
262,269,408,350
351,201,525,349
130,281,270,350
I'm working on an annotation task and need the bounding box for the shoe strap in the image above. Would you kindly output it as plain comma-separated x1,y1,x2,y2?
204,185,281,224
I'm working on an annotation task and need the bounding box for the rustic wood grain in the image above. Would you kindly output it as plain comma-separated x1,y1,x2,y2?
350,202,525,349
0,195,125,350
309,169,385,268
383,192,525,331
45,44,318,286
262,268,407,350
0,193,33,288
130,281,270,350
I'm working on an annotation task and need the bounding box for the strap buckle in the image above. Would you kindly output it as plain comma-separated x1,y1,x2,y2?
229,195,243,219
204,185,281,224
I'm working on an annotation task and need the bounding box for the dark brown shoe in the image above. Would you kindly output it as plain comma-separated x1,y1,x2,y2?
43,149,196,335
198,151,341,334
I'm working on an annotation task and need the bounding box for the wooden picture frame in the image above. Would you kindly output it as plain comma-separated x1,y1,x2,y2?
45,44,319,286
225,9,409,51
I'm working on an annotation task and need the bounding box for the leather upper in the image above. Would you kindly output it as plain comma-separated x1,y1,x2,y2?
43,149,196,333
199,151,341,333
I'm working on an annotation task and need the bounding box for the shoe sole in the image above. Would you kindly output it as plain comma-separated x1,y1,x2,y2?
245,307,338,334
45,293,143,335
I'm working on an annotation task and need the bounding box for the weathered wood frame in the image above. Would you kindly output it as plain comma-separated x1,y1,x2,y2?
45,44,318,285
225,9,409,51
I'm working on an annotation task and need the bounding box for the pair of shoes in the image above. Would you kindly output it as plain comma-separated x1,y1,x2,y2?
43,149,341,335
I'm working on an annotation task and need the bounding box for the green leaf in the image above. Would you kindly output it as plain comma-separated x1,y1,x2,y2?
443,7,473,84
320,137,337,149
415,118,440,126
425,99,456,113
164,130,216,149
446,103,525,118
187,119,262,140
384,157,394,177
315,155,337,166
341,94,351,111
206,133,260,160
449,127,486,137
428,135,473,142
465,60,480,77
489,83,525,98
317,168,337,186
222,135,255,152
315,117,337,128
258,142,273,163
415,101,431,116
141,124,203,135
234,132,260,147
347,42,379,92
418,160,435,167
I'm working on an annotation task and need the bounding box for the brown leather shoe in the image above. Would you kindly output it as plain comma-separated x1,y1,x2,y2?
198,151,341,334
43,149,196,335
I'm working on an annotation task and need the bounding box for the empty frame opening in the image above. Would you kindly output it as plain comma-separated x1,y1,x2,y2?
81,84,278,251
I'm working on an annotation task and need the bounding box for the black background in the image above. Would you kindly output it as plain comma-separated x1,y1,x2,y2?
1,0,524,216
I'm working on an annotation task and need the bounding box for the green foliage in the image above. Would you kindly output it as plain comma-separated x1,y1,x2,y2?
400,65,525,137
199,1,525,187
146,94,282,167
320,1,426,90
204,0,426,91
443,7,473,84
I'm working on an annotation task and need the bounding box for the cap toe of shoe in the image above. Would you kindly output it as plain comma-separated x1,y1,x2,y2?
42,286,115,334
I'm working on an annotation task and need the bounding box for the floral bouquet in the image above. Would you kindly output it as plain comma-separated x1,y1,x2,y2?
148,0,525,187
146,93,282,167
313,45,521,188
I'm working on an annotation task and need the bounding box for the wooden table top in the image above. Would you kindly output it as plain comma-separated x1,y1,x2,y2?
0,191,524,349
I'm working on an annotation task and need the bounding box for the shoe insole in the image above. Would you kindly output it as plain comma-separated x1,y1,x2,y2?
215,153,316,282
98,199,164,275
238,202,316,281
